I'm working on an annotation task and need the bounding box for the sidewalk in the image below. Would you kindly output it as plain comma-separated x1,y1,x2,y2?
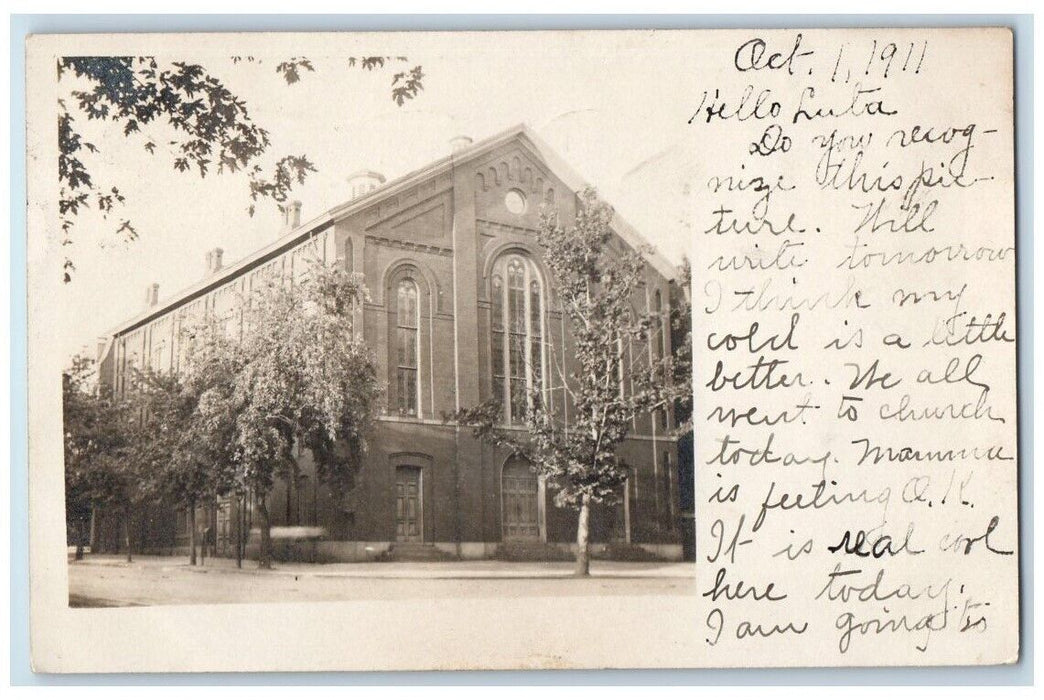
69,553,696,580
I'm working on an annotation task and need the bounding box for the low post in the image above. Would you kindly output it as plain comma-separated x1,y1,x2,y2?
234,495,241,569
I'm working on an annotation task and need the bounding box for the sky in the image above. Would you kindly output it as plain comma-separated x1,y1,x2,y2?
57,31,707,362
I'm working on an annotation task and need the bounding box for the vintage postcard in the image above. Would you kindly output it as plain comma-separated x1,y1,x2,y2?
25,27,1017,672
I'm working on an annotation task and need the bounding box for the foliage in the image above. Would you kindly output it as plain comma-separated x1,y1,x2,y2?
62,356,193,553
140,325,241,517
274,57,315,85
63,357,110,543
62,355,149,560
669,256,693,432
390,65,426,105
177,259,382,566
62,259,382,566
226,262,381,493
57,54,425,281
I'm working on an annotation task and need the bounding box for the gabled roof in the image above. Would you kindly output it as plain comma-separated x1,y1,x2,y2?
105,123,678,338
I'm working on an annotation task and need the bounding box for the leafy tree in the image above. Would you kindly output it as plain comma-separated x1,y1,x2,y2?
64,352,228,564
62,356,103,559
63,261,380,569
133,327,241,565
58,54,424,282
206,260,381,568
174,322,243,564
455,189,683,576
62,356,145,562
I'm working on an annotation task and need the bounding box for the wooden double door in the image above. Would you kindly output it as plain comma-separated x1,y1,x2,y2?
502,458,540,540
395,466,422,542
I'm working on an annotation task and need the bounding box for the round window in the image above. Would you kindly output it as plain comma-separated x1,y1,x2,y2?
504,189,527,215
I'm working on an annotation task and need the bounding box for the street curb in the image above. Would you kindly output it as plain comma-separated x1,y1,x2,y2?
69,558,696,581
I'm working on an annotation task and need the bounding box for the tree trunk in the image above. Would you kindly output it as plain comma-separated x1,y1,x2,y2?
200,500,208,566
257,495,272,569
123,513,133,563
189,501,197,566
286,474,293,526
88,506,98,554
208,498,217,559
74,517,86,560
575,494,591,577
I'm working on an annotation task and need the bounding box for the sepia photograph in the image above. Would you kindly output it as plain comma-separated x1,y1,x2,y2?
52,38,696,609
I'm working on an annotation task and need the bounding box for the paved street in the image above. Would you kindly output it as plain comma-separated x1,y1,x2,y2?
68,555,697,607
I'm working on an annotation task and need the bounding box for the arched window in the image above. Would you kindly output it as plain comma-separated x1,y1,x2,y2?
490,254,545,423
396,278,420,416
653,289,665,360
615,308,634,401
343,238,353,273
652,289,668,431
343,238,355,338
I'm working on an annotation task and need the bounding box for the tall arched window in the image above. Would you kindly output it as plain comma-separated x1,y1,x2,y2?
652,289,668,430
396,278,420,416
491,254,544,423
343,238,353,274
615,308,634,401
653,289,664,360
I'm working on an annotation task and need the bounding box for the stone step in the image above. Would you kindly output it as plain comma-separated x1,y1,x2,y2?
495,541,573,562
381,543,458,562
496,540,667,562
592,541,666,562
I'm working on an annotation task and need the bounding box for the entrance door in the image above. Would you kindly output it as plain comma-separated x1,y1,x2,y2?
395,466,422,542
502,457,539,540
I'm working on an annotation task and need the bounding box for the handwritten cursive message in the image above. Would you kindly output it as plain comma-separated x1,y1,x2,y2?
691,28,1018,666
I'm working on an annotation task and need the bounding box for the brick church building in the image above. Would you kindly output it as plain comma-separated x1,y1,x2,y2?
94,124,686,562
